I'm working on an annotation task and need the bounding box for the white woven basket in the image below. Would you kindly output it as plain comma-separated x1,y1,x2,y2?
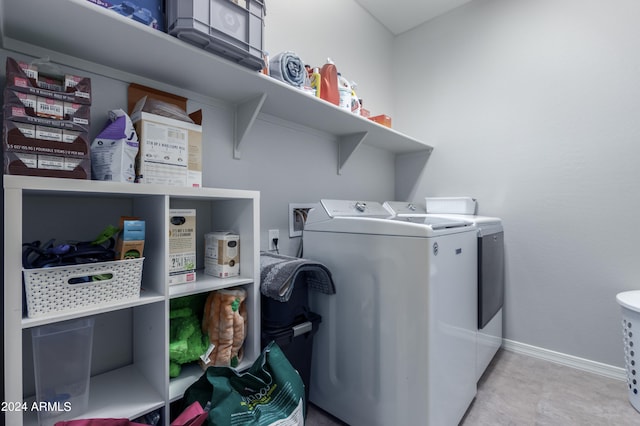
23,258,144,318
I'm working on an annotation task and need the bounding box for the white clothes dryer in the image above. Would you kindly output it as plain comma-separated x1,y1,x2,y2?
385,200,505,381
304,200,478,426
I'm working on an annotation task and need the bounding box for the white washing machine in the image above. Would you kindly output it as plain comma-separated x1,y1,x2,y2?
304,200,478,426
385,199,505,381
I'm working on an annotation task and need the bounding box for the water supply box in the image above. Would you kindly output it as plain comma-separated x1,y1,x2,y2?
169,209,197,285
204,231,240,278
85,0,165,31
131,106,202,187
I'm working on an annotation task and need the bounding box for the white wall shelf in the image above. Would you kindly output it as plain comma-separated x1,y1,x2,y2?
0,0,433,178
3,176,260,425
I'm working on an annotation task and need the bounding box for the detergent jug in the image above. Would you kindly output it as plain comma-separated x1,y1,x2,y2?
320,59,339,106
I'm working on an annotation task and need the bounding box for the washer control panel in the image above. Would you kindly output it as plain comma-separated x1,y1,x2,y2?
320,199,392,218
383,201,428,216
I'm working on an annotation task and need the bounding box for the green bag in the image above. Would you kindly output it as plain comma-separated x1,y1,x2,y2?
183,341,305,426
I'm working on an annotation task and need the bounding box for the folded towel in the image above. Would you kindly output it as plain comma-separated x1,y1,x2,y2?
260,251,335,302
269,51,306,88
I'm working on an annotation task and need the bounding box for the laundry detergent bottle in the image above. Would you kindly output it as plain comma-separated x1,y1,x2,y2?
310,67,321,98
320,58,339,106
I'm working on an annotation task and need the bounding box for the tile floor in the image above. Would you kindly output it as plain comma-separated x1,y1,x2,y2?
305,349,640,425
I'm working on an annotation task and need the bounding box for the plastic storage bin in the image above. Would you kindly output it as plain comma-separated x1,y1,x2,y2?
262,312,321,411
23,258,144,318
166,0,265,71
616,290,640,413
31,317,95,425
261,279,309,329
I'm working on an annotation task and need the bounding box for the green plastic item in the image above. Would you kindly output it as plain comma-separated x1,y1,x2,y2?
169,294,209,378
92,224,119,245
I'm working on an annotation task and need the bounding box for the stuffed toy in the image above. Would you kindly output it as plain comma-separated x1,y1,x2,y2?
200,287,248,368
169,294,209,378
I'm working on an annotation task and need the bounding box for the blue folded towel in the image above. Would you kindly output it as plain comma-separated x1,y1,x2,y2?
269,51,306,88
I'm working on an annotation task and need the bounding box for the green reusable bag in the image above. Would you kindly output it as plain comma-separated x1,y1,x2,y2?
183,341,305,426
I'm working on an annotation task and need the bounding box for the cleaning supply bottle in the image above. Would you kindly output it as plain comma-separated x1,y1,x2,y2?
337,73,351,111
310,67,321,98
320,59,339,106
349,81,361,115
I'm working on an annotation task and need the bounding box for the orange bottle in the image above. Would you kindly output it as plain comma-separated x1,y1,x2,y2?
319,59,339,106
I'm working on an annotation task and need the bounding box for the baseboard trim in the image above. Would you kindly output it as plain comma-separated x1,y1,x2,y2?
502,339,627,382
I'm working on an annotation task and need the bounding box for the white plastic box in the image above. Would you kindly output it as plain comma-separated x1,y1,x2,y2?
31,318,95,426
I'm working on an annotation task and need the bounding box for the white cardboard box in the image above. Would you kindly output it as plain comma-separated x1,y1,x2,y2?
131,100,202,187
204,231,239,278
169,209,196,285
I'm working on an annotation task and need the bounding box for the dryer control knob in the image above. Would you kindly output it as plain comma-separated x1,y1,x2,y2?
355,202,367,212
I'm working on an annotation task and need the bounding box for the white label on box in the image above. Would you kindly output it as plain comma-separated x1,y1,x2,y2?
16,92,37,109
15,153,37,168
35,126,63,142
142,162,188,186
38,155,65,170
64,102,79,116
64,157,82,171
65,74,82,89
62,130,80,143
36,97,64,119
143,121,187,166
17,123,36,138
168,270,197,286
18,61,38,80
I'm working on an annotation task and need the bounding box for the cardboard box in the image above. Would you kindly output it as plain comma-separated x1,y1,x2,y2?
204,232,240,278
131,97,202,187
86,0,165,31
6,57,91,105
369,114,392,128
169,209,196,285
3,120,90,179
116,218,145,260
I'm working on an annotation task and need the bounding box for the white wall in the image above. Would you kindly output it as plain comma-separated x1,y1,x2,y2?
393,0,640,367
264,0,395,118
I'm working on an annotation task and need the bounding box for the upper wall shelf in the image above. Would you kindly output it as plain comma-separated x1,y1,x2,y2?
0,0,432,175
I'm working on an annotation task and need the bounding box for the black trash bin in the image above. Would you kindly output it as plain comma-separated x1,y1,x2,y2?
261,311,321,411
262,277,310,329
261,274,322,413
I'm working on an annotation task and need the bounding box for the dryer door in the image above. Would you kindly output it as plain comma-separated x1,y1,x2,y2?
478,230,505,329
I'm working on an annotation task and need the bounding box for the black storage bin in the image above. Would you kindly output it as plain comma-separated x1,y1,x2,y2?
261,311,321,412
261,275,310,328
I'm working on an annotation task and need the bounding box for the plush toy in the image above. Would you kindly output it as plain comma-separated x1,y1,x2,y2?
169,294,209,378
200,288,248,368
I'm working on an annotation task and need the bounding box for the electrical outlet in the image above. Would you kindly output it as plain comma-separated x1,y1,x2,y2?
289,203,317,237
268,229,279,251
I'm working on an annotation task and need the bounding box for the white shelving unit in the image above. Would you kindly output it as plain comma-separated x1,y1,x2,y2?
3,176,260,425
0,0,433,178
